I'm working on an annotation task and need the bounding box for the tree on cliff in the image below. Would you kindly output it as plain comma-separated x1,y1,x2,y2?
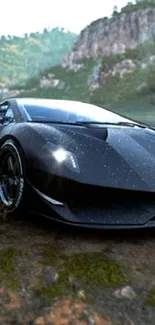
112,5,119,16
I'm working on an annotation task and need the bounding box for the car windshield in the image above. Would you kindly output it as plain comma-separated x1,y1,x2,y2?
20,99,132,124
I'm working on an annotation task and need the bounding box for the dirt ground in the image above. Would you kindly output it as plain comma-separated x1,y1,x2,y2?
0,214,155,324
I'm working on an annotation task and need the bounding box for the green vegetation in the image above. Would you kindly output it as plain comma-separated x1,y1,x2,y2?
15,59,95,102
145,288,155,306
0,28,77,86
110,0,155,26
121,0,155,15
102,40,155,71
92,42,155,123
91,68,155,125
0,248,20,289
112,1,155,17
34,245,129,300
147,67,155,91
102,54,124,71
91,68,149,106
0,247,17,273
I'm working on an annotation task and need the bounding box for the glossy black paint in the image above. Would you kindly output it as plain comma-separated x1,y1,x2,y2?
0,97,155,229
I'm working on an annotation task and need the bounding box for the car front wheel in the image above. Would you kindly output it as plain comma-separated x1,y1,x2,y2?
0,139,26,214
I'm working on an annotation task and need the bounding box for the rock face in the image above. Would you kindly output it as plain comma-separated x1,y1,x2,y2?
63,8,155,68
88,59,138,90
40,76,60,88
88,56,155,90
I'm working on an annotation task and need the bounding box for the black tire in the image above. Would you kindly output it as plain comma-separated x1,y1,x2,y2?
0,139,27,215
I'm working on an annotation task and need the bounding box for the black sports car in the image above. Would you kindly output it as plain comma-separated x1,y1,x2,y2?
0,97,155,229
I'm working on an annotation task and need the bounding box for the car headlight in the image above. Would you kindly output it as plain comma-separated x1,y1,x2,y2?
53,148,80,173
47,143,80,173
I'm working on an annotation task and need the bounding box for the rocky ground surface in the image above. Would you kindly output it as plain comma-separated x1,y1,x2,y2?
0,214,155,324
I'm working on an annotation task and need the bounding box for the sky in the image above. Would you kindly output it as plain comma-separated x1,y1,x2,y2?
0,0,134,36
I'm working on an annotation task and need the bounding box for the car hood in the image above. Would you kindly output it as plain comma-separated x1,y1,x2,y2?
31,123,155,192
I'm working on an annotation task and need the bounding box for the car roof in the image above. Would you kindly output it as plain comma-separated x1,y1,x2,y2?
2,97,97,111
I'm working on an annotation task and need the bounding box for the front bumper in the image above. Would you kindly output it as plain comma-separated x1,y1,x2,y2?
31,184,155,229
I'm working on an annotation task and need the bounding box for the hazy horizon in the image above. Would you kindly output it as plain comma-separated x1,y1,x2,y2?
0,0,135,37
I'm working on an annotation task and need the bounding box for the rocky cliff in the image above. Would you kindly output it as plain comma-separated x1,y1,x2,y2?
63,8,155,69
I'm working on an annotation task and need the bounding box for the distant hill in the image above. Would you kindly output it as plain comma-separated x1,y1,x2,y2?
0,28,77,86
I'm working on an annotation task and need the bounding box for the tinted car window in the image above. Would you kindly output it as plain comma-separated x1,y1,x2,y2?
0,104,9,123
24,105,71,122
3,107,15,125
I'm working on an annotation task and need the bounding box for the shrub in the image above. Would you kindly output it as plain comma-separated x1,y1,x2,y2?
102,54,124,71
147,67,155,91
125,48,142,61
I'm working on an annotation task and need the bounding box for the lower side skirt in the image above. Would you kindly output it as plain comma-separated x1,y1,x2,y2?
29,209,155,229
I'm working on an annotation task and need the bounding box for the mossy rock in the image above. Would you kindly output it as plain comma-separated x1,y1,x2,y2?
35,246,129,300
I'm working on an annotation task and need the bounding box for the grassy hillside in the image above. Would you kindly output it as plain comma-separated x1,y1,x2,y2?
0,28,77,86
10,59,95,101
91,69,155,123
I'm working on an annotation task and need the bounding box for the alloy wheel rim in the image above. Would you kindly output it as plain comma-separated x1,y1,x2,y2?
0,148,23,207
